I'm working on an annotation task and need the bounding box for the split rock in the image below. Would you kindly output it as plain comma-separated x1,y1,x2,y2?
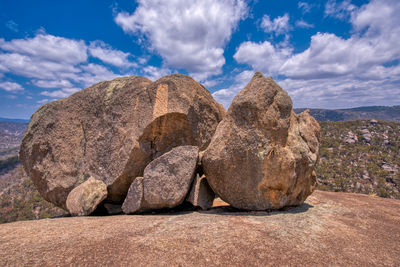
202,72,320,210
66,177,107,216
123,146,198,213
186,174,215,210
20,75,224,209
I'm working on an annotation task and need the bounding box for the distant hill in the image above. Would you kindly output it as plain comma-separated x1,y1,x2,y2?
294,105,400,122
0,118,29,123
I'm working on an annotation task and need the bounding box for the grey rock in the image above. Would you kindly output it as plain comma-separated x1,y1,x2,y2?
186,174,215,210
123,146,198,213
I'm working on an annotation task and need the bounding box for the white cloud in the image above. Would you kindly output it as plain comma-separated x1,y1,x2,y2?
234,41,292,75
295,19,314,28
0,34,87,64
229,0,400,109
298,2,313,13
32,79,73,88
41,87,80,98
0,81,24,92
212,70,254,109
261,14,291,36
325,0,356,20
114,0,248,80
0,33,139,97
37,98,51,104
89,41,135,68
142,65,171,81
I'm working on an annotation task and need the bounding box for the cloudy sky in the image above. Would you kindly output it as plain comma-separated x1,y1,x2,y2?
0,0,399,119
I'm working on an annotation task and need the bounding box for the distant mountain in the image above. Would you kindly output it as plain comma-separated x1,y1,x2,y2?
0,117,29,123
294,105,400,122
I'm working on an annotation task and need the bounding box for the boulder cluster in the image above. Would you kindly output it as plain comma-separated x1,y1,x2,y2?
19,72,320,215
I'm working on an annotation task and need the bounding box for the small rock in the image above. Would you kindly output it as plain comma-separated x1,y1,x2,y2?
361,128,372,143
122,177,144,214
345,131,358,144
66,177,108,216
370,119,378,125
186,174,215,210
123,146,198,213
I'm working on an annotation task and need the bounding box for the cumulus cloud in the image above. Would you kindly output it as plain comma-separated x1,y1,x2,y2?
324,0,356,20
0,81,24,92
114,0,248,80
234,41,292,75
261,14,291,36
89,41,135,67
229,0,400,109
295,19,314,29
0,33,138,99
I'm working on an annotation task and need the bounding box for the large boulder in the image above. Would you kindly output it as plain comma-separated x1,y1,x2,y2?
122,146,198,213
202,72,320,210
20,75,224,209
66,177,107,216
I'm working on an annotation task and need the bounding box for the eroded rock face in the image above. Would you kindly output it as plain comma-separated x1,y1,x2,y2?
202,72,320,210
66,177,107,216
20,75,224,209
122,146,198,213
186,174,215,210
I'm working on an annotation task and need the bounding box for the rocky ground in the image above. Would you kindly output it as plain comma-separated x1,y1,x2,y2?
0,190,399,266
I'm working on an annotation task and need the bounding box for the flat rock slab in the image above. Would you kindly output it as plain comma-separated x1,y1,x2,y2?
1,191,399,266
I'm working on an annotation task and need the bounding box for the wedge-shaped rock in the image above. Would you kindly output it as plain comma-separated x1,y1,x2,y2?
20,75,224,209
186,174,215,210
202,72,321,210
123,146,198,213
66,177,107,216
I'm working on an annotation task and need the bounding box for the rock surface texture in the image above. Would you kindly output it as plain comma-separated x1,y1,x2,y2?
202,72,321,210
19,75,224,209
122,146,198,213
1,191,399,266
186,174,215,210
66,177,107,216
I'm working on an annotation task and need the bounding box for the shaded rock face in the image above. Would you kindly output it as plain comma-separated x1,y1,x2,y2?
122,146,198,213
66,177,107,216
202,72,320,210
20,75,224,210
186,174,215,210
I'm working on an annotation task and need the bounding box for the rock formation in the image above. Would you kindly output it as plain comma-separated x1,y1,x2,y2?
19,75,224,210
66,177,107,216
202,72,320,210
122,146,198,213
20,71,320,215
186,174,215,210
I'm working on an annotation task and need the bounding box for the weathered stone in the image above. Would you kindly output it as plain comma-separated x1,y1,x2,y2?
66,177,107,216
122,177,144,214
123,146,198,213
20,75,224,209
186,174,215,210
202,72,320,210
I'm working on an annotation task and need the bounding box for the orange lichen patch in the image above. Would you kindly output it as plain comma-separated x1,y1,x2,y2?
152,84,169,119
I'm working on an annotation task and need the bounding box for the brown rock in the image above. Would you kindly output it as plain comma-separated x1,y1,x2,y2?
1,191,400,266
186,174,215,210
66,177,107,216
123,146,199,213
202,72,320,210
19,75,224,209
121,177,144,214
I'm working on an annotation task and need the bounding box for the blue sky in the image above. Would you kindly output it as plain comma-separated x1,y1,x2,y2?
0,0,399,119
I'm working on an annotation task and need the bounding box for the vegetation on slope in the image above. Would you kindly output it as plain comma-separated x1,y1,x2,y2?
316,120,400,198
